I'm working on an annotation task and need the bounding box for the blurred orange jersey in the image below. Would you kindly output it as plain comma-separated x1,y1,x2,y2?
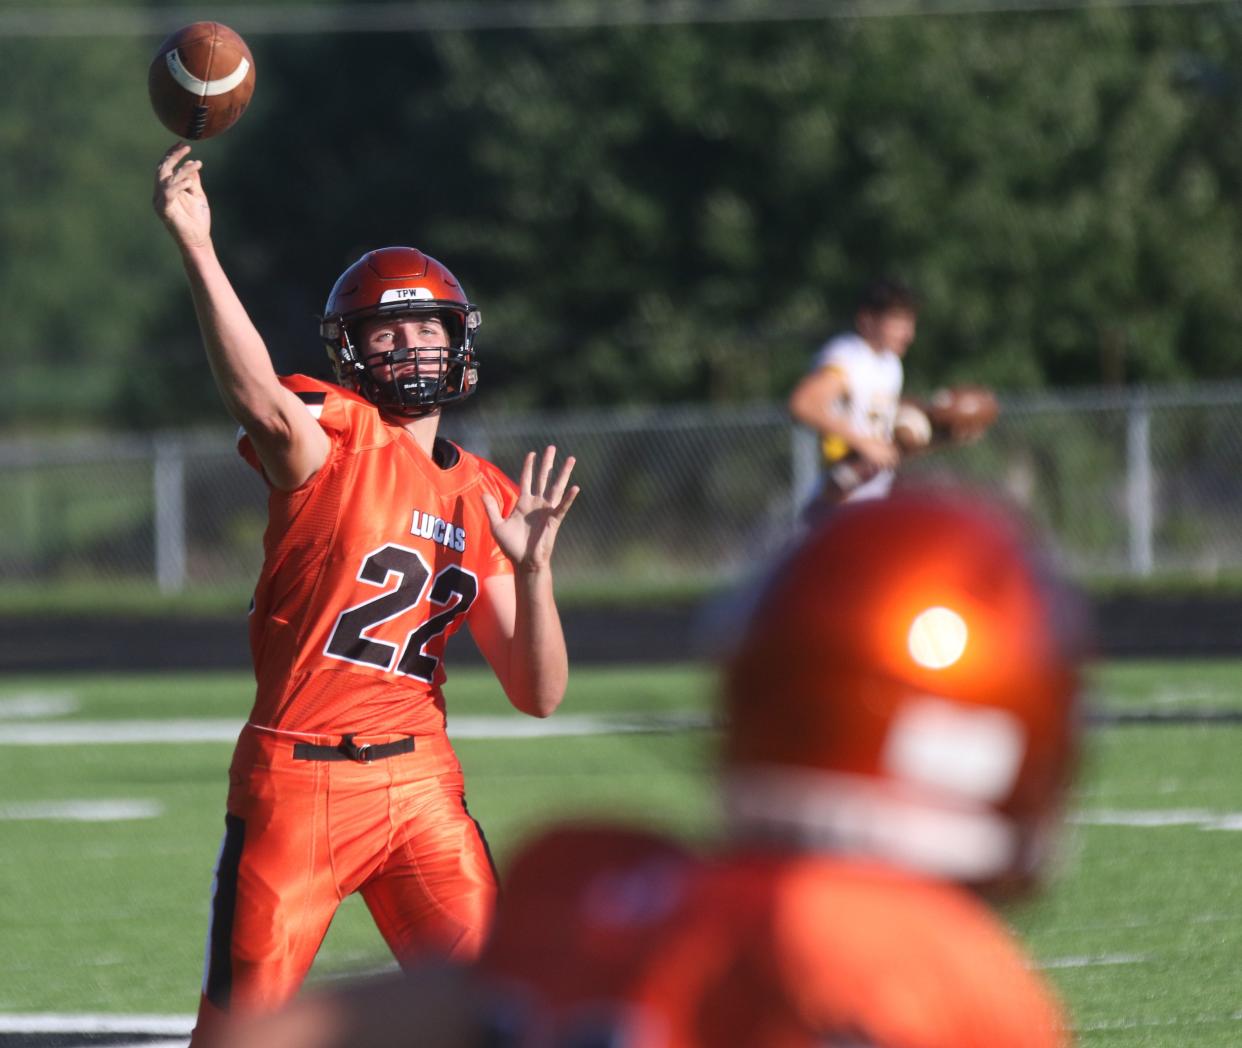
238,374,518,737
480,823,703,1044
482,826,1070,1048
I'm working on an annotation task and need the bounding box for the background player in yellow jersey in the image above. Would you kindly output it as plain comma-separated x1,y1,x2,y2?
788,277,917,516
153,141,579,1047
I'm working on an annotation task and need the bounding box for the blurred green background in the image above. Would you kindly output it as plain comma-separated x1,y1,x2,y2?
7,0,1242,434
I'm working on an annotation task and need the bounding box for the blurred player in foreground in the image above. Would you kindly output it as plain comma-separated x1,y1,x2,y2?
222,487,1086,1047
153,142,578,1047
483,487,1085,1046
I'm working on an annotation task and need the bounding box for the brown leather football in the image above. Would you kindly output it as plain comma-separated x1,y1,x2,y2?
893,403,933,452
926,385,1000,442
148,22,255,140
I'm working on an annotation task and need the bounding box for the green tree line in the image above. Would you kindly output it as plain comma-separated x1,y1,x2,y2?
4,2,1242,431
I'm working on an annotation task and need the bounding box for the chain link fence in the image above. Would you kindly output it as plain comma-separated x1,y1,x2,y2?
2,384,1240,597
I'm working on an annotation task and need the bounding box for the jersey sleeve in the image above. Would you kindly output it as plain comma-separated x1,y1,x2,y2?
810,334,859,377
236,375,386,480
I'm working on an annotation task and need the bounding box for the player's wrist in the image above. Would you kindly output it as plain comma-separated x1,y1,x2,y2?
513,561,556,599
177,232,216,257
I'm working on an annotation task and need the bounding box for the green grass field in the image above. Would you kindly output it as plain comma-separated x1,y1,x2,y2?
1,661,1240,1044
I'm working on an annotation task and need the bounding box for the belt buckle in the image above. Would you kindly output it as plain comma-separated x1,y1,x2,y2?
338,733,374,763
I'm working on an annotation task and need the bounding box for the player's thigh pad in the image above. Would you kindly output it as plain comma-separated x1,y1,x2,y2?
211,756,341,1011
360,769,498,962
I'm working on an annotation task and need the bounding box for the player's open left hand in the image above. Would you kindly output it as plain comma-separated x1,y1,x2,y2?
153,142,212,249
483,446,579,572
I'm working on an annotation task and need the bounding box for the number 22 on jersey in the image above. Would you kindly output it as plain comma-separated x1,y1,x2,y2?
324,544,478,683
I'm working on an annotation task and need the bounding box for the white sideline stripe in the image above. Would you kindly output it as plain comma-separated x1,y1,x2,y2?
0,720,239,744
1077,1011,1242,1032
110,1042,186,1048
0,1014,193,1033
0,713,712,746
0,693,79,719
1075,808,1242,832
0,800,163,822
450,712,711,738
1039,952,1147,970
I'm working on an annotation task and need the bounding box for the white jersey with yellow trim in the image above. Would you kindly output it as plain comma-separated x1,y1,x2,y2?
810,331,904,502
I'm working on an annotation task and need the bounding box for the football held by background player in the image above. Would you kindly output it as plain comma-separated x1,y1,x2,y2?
153,142,578,1046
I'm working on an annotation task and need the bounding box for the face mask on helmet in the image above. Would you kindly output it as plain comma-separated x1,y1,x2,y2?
319,247,482,417
719,487,1089,895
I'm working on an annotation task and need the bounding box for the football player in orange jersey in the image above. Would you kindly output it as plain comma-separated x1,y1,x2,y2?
153,141,579,1047
217,488,1087,1048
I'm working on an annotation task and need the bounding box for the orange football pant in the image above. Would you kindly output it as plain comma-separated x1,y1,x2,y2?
188,723,497,1048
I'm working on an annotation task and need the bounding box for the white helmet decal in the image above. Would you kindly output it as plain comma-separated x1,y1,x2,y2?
379,288,436,303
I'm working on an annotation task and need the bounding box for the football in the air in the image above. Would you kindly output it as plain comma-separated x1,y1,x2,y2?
893,403,933,452
926,385,1000,443
148,22,255,140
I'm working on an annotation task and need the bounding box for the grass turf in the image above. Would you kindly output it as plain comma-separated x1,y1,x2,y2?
0,661,1239,1044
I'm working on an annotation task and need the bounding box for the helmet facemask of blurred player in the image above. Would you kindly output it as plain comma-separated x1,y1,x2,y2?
719,488,1089,899
320,247,482,418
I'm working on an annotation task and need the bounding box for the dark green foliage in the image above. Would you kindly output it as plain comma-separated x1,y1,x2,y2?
6,5,1242,428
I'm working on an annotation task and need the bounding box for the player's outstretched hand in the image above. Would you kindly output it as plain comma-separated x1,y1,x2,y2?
483,446,579,572
153,142,211,249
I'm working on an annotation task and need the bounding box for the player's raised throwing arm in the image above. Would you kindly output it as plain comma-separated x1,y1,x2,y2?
153,142,329,490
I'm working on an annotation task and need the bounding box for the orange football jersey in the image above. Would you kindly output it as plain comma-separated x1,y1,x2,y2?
482,826,1070,1048
642,852,1071,1048
238,375,518,737
480,823,703,1044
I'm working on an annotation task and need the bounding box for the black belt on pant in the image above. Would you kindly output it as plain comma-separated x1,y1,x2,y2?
292,733,415,763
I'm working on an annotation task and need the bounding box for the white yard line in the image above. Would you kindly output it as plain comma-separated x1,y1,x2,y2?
1039,952,1147,970
1076,1011,1242,1032
0,1014,192,1034
0,800,164,822
1074,809,1242,832
0,693,79,719
0,713,712,746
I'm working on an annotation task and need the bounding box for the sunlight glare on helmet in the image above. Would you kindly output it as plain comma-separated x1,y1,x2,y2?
908,607,968,669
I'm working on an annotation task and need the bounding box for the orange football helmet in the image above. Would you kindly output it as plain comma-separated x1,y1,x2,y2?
320,247,481,416
721,487,1088,894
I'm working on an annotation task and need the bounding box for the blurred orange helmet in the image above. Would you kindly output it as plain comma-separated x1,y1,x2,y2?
319,247,481,416
721,487,1088,893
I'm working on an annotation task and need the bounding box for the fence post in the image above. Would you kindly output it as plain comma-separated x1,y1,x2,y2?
153,436,187,593
1125,395,1154,577
790,425,818,524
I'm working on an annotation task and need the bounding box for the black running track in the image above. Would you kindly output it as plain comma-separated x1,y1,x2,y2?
3,594,1242,674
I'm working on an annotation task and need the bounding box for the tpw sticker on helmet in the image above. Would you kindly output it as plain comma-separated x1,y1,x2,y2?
380,288,435,303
